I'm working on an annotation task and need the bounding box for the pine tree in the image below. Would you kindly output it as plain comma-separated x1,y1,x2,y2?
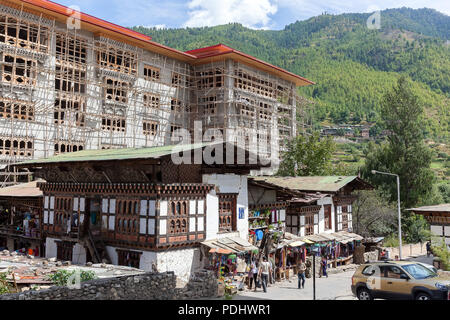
361,76,435,209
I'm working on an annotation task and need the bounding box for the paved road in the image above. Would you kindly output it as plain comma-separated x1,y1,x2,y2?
234,270,356,300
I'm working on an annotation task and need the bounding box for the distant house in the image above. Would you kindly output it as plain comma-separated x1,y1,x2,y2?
249,176,373,236
361,128,370,138
407,204,450,247
0,181,43,255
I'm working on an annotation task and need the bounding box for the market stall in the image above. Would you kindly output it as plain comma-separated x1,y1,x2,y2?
248,202,287,246
301,231,364,269
201,237,259,295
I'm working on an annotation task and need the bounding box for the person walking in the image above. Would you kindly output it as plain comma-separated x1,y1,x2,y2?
248,260,258,291
320,257,328,278
258,257,271,293
426,241,432,257
297,260,306,289
268,253,276,284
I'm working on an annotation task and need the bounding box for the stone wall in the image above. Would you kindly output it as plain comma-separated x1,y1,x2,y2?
385,243,426,259
353,245,379,264
363,251,379,263
0,270,218,300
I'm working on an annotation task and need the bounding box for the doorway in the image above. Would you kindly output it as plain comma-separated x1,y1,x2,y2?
84,197,102,237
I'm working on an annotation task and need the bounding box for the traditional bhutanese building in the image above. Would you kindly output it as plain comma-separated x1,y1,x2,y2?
407,204,450,247
249,176,373,236
11,142,267,282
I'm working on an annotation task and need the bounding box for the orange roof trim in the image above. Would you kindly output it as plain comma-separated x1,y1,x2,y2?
187,44,315,86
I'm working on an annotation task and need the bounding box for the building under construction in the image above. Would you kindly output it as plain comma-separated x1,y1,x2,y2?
0,0,314,186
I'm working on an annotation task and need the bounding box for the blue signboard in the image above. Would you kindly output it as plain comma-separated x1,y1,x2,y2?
238,208,245,219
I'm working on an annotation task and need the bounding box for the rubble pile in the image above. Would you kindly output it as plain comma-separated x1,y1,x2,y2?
0,250,145,293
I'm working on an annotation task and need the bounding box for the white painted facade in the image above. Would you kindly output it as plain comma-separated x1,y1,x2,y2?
431,224,450,246
106,245,201,283
317,196,335,234
45,237,58,259
202,173,249,240
72,243,87,265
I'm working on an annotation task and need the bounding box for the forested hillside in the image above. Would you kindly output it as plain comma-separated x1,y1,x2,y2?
133,7,449,141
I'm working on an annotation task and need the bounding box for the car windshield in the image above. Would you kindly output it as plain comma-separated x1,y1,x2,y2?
402,264,437,279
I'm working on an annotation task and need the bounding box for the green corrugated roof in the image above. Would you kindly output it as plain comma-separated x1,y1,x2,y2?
15,142,211,167
251,176,360,193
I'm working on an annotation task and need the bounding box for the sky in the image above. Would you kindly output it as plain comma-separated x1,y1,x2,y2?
56,0,450,30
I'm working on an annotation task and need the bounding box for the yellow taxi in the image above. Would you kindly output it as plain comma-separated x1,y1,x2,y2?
351,260,450,300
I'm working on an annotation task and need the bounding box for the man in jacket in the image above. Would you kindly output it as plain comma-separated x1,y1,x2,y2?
298,260,306,289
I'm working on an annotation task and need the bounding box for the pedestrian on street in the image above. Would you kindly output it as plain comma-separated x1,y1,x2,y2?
297,260,306,289
426,241,432,257
248,260,258,291
320,257,328,278
269,253,276,284
258,256,271,293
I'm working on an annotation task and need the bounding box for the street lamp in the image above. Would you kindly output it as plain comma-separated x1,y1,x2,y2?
311,245,320,300
371,170,402,260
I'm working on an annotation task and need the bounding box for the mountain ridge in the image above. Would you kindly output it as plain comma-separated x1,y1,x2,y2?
133,7,449,141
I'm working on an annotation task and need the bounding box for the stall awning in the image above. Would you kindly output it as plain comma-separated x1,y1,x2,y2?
201,237,258,254
299,231,364,244
289,241,305,247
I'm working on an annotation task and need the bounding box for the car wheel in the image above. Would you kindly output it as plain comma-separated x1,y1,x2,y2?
357,288,373,300
415,292,431,300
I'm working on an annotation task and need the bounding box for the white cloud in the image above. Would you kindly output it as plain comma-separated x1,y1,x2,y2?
183,0,278,29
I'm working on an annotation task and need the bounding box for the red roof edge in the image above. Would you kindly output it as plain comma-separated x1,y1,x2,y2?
186,44,315,85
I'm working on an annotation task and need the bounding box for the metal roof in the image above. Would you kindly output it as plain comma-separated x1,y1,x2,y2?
14,142,212,167
251,176,373,193
0,180,44,198
407,204,450,213
201,237,258,254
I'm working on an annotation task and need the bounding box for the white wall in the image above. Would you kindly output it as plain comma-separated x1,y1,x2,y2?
72,243,87,265
431,225,443,236
205,191,219,240
105,246,118,266
156,248,202,283
317,197,335,233
203,174,249,240
139,251,157,271
45,237,58,259
103,246,202,284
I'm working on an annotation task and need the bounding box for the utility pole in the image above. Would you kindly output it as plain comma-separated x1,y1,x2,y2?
372,170,403,260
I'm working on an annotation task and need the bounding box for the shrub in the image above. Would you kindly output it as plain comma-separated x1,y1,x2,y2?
383,234,400,247
47,269,97,287
432,239,450,271
0,273,13,295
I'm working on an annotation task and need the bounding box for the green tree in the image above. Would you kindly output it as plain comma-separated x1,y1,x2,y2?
353,190,397,237
403,214,430,244
361,77,435,209
277,132,336,176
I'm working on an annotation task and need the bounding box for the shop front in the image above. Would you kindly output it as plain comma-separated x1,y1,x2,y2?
0,181,44,256
201,237,259,294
